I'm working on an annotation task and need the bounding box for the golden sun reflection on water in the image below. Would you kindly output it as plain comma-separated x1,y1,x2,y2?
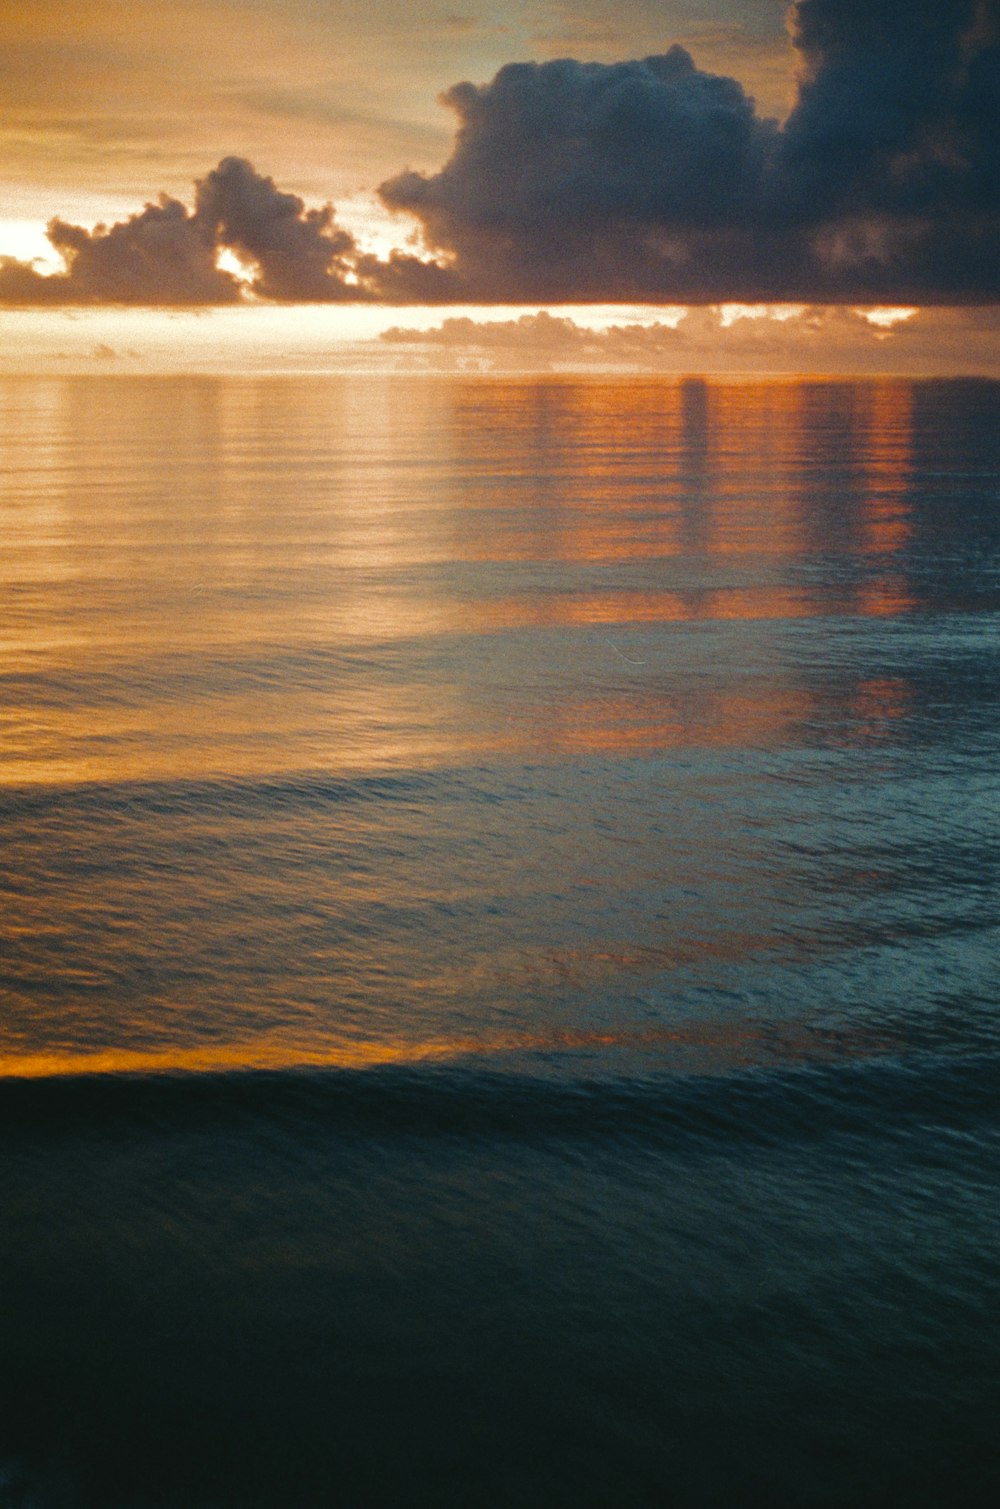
0,1016,893,1082
0,374,919,788
0,373,936,1079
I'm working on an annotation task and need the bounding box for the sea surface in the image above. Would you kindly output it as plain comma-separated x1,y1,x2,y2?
1,374,999,1507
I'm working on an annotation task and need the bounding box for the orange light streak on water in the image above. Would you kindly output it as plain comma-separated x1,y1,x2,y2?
0,375,920,790
0,1017,894,1081
0,372,929,1082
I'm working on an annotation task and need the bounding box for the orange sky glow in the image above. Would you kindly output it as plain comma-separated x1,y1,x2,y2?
2,2,997,369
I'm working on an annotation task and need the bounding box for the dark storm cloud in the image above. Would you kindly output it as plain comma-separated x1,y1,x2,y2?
427,45,769,223
779,0,997,214
2,3,998,306
0,196,240,306
192,157,361,301
0,256,69,305
379,0,1000,302
0,159,366,306
379,45,778,300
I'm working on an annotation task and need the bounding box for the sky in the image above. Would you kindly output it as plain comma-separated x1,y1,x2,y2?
1,1,998,369
1,3,794,227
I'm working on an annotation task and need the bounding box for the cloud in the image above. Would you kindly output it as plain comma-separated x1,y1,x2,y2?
379,0,1000,302
780,0,997,213
1,196,241,306
2,3,998,307
0,195,237,307
0,159,367,306
192,158,361,302
43,196,240,305
381,309,613,362
380,46,777,301
379,304,1000,375
0,256,69,305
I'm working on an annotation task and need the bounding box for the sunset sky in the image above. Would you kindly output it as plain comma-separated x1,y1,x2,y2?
2,0,998,369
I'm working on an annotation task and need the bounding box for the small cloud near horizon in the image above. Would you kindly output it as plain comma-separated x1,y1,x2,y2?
378,306,1000,376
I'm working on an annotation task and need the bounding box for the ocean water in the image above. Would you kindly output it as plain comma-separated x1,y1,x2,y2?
1,373,999,1507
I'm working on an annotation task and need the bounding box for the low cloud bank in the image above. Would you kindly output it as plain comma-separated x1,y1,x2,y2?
2,1,998,306
379,306,1000,376
0,158,436,307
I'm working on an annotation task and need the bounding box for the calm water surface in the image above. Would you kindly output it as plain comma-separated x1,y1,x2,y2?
1,375,998,1506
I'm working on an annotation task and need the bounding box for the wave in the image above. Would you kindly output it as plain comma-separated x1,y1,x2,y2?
3,1050,997,1152
0,767,439,816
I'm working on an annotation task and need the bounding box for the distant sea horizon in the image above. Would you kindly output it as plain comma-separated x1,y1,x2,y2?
3,302,1000,381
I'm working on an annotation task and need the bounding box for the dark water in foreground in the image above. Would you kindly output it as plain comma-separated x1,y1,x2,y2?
1,376,999,1505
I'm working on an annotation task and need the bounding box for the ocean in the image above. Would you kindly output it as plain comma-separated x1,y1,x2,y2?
1,373,998,1506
